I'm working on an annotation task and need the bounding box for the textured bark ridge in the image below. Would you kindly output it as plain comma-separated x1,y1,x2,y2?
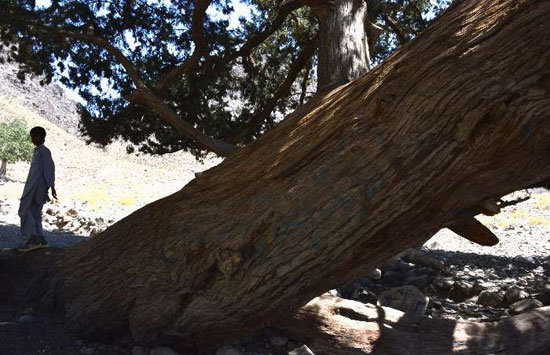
316,0,369,90
54,0,550,351
275,294,550,355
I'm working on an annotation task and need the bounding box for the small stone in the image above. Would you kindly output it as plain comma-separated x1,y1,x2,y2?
131,345,148,355
448,281,474,302
17,315,35,323
270,335,288,347
405,275,429,289
477,289,505,308
289,345,315,355
80,347,94,355
67,208,79,217
367,268,382,280
509,298,544,315
382,271,404,286
432,277,453,296
378,285,429,317
214,345,243,355
150,346,181,355
353,288,378,304
505,287,529,305
472,280,497,295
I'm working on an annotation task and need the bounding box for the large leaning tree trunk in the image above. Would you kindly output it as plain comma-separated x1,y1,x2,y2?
27,0,550,352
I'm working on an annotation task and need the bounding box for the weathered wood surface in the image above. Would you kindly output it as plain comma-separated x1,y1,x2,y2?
276,294,550,355
47,0,550,351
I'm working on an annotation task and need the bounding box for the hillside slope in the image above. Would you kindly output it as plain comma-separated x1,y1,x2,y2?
0,95,222,247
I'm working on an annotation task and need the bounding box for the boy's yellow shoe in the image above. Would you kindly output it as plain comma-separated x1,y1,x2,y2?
18,242,49,252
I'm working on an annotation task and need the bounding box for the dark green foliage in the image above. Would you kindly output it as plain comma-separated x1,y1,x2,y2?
0,0,450,159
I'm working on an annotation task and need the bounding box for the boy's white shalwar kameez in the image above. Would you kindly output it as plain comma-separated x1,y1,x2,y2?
18,144,55,238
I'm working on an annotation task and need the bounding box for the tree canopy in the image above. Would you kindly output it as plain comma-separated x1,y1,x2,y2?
0,0,450,159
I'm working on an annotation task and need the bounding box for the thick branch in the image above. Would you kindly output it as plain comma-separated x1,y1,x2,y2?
227,34,319,144
127,88,236,156
275,294,550,355
447,218,499,246
156,0,212,92
381,13,408,44
55,29,146,88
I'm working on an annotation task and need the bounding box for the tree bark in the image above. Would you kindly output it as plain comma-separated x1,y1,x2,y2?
0,159,6,180
275,293,550,355
47,0,550,351
315,0,370,91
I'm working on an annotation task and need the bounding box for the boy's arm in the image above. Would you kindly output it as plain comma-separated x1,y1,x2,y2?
41,148,56,198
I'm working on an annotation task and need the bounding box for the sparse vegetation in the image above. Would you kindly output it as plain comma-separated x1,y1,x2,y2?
0,117,33,180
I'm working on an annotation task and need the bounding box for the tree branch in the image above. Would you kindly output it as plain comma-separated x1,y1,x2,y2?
381,13,408,45
55,29,146,88
127,87,236,156
226,34,319,144
156,0,212,93
213,0,305,70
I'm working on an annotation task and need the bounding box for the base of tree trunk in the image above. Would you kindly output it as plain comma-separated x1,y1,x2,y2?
275,293,550,355
0,159,7,180
2,251,550,354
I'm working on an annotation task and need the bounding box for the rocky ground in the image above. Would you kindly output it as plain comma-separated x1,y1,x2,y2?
0,64,549,354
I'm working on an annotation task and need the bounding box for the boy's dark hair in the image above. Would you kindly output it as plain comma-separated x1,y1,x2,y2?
30,126,47,138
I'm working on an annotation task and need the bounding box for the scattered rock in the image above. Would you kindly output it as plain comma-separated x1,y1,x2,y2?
401,248,445,271
352,288,378,304
477,289,505,308
505,286,529,305
367,268,382,280
378,285,429,317
269,335,288,347
150,346,181,355
405,274,429,289
432,277,453,296
448,281,474,302
289,345,315,355
214,345,244,355
382,271,404,286
472,280,497,295
509,298,544,315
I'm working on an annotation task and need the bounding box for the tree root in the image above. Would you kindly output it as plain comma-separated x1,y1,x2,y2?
275,293,550,355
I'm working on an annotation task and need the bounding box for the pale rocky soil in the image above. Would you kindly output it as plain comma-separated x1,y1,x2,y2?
0,96,222,248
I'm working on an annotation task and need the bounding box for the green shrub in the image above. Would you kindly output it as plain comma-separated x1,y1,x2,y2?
0,118,33,179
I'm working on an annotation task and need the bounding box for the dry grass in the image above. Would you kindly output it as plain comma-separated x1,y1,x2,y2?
527,217,550,226
117,195,138,206
533,192,550,210
75,185,109,208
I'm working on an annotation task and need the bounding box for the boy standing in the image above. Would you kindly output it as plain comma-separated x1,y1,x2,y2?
18,126,57,251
